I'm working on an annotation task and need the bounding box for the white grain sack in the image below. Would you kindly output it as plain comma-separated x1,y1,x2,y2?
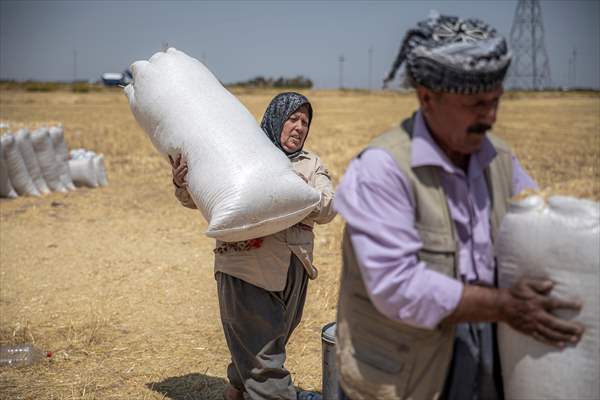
31,128,67,193
15,128,50,194
49,125,76,191
68,158,98,188
124,48,320,242
497,195,600,400
0,139,18,198
1,133,40,196
93,154,108,187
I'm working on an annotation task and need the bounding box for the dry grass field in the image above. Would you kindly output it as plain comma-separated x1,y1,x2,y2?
0,88,598,399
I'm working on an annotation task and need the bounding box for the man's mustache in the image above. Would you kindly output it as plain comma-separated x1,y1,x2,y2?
467,123,492,135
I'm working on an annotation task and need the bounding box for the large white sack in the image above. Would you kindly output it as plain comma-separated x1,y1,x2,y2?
0,139,18,198
70,148,88,159
93,154,108,187
15,128,50,194
68,149,107,187
49,125,76,191
68,158,98,188
1,134,40,196
497,195,600,400
124,47,320,241
31,128,67,193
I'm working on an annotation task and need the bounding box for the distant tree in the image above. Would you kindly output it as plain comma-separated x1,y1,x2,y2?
232,75,313,89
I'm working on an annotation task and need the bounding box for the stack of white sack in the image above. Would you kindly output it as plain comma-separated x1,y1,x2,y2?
69,149,108,188
497,195,600,400
1,133,41,196
124,48,320,242
0,125,80,199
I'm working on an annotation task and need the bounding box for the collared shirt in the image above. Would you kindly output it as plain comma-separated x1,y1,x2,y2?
334,111,537,329
175,149,336,291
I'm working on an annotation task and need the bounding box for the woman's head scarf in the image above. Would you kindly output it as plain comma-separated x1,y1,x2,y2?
260,92,313,159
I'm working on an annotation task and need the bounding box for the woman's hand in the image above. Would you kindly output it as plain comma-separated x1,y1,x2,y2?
169,154,188,188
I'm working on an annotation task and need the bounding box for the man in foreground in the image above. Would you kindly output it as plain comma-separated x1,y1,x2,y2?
334,14,584,400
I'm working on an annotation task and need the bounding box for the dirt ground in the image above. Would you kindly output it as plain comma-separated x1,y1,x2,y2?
0,88,598,399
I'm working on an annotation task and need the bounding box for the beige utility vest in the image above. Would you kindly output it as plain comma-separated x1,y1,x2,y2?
336,117,514,400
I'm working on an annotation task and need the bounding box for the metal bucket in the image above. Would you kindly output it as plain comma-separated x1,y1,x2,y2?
321,322,338,400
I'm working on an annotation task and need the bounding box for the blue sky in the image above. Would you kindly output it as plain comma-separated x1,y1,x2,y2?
1,0,598,89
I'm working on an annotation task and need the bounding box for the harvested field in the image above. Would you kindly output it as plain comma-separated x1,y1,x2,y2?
0,89,599,399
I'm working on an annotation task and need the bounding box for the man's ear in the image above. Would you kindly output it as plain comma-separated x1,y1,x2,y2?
416,85,434,112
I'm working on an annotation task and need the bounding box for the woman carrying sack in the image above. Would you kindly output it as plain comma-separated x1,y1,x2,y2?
171,92,335,400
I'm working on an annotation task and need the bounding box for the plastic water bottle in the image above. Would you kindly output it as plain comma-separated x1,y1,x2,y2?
0,344,52,368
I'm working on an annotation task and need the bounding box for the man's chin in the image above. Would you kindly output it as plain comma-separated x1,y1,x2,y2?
464,134,486,153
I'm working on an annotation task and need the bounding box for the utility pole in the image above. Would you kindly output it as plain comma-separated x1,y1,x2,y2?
339,55,345,89
73,49,77,82
569,47,577,88
368,46,373,91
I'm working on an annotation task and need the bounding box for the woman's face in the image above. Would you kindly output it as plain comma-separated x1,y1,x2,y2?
280,105,310,153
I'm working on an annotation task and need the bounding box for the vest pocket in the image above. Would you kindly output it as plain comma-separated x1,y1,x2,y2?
416,225,456,277
418,250,455,276
352,338,407,374
349,325,413,398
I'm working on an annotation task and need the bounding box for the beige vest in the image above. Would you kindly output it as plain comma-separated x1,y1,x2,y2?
336,117,513,400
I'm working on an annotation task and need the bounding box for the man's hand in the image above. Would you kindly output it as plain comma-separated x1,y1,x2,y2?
169,154,188,188
499,277,584,348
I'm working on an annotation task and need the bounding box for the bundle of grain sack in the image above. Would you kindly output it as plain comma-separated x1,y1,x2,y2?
497,195,599,400
0,125,82,198
124,48,320,241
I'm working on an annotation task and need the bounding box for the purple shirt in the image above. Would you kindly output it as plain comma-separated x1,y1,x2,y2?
334,111,537,329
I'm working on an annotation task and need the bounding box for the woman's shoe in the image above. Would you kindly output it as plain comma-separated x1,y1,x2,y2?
223,385,244,400
297,390,322,400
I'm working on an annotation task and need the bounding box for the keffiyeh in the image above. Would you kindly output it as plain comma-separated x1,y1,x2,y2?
384,12,512,94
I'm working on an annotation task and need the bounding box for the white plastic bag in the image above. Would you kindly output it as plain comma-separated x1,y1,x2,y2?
49,125,76,191
497,195,600,400
0,139,17,199
1,134,40,196
124,48,320,241
15,129,50,194
68,158,98,188
31,128,67,193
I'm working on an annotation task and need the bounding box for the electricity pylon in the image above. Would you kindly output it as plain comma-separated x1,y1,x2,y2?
507,0,552,90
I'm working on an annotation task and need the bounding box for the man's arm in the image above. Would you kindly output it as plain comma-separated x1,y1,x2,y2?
444,279,584,347
335,148,464,329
